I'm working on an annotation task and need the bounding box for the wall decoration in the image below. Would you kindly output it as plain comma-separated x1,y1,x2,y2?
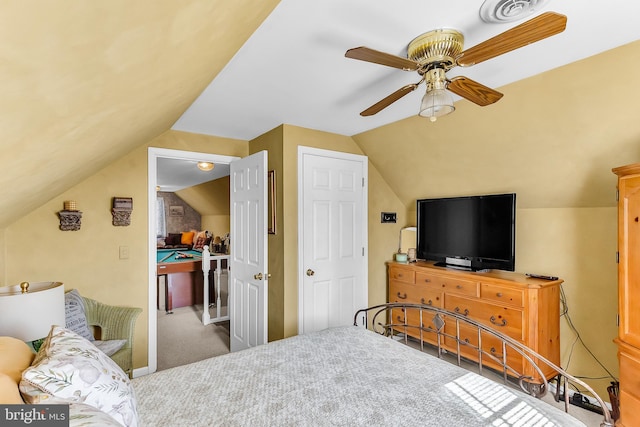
112,197,133,226
268,170,276,234
58,201,82,231
169,205,184,217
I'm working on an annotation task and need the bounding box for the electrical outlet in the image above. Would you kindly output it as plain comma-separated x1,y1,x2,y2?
381,212,397,223
119,246,130,260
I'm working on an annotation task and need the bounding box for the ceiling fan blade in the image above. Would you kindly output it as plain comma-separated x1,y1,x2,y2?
346,47,419,71
447,76,503,106
360,82,421,116
456,12,567,67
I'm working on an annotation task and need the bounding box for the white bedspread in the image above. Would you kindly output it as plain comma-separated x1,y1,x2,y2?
132,326,585,426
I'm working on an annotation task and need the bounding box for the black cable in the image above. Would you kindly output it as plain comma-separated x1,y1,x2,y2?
560,284,617,381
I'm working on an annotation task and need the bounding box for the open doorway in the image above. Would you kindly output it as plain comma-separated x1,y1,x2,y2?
147,148,240,374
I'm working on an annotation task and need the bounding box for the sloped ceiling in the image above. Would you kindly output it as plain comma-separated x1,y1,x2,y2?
0,0,278,228
2,0,639,231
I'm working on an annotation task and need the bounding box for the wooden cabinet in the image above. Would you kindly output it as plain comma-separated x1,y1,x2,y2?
613,163,640,426
388,260,561,379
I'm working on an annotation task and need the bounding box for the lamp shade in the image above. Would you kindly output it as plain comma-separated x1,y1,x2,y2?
0,281,65,342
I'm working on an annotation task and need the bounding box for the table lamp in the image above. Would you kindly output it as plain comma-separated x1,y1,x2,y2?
0,281,65,350
396,226,417,262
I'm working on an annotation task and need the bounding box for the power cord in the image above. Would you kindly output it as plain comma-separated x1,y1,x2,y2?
560,284,617,382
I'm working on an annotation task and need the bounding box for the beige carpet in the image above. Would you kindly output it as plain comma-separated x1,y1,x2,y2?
157,304,230,371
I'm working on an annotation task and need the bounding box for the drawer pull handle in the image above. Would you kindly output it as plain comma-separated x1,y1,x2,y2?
454,307,469,316
490,316,507,327
397,292,408,300
424,278,431,283
496,292,503,297
464,338,470,344
490,347,497,354
397,274,403,278
421,298,433,306
456,285,463,289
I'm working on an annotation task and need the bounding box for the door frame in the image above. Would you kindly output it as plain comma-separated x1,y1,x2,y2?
146,147,240,375
296,146,368,334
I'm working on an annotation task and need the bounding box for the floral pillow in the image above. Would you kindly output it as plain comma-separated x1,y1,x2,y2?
69,402,123,427
20,326,138,427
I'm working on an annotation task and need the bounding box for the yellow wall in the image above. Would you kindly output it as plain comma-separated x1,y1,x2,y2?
249,125,286,341
517,207,618,396
177,176,231,237
3,130,248,369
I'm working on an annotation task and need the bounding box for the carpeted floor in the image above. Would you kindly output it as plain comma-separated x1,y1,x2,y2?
157,304,230,371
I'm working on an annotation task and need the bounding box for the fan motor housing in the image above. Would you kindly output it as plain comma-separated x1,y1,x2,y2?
408,29,464,72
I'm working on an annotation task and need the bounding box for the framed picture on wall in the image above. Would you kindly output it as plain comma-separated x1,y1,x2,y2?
169,205,184,217
268,170,276,234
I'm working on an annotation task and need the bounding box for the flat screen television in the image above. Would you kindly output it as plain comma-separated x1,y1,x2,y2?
416,193,516,272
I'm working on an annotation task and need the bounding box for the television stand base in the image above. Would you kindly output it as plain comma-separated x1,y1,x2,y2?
434,262,489,273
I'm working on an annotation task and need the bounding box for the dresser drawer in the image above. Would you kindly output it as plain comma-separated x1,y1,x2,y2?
417,272,479,297
390,282,443,307
389,266,415,284
481,283,524,307
620,349,640,403
390,304,442,345
445,295,524,340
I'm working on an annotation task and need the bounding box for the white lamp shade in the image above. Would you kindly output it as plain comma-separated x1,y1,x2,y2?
0,281,65,342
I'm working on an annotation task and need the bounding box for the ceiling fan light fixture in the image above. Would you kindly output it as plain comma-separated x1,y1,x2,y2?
419,88,455,122
197,161,215,172
419,68,454,122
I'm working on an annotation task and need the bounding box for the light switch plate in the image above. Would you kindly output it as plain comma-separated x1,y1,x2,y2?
381,212,397,223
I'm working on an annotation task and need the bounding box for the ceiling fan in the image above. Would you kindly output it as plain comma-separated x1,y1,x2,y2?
345,11,567,121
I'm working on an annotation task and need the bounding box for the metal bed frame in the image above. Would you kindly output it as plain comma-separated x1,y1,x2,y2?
354,303,614,427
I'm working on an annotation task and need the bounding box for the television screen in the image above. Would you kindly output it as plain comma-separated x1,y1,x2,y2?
416,193,516,271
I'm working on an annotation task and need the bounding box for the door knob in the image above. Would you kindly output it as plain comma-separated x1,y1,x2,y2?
253,273,272,280
306,269,315,276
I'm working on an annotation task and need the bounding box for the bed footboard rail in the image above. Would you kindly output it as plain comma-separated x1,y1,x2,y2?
354,302,613,427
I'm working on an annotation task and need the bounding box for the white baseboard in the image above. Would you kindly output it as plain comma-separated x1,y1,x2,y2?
132,366,150,378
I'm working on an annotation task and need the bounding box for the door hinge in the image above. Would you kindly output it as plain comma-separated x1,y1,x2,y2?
362,177,365,187
362,247,365,256
616,252,619,264
616,187,619,202
616,314,620,327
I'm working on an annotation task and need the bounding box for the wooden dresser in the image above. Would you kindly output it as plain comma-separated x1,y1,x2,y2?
387,260,561,380
613,163,640,426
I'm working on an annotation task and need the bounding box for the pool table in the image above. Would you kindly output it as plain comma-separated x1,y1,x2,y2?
156,249,220,313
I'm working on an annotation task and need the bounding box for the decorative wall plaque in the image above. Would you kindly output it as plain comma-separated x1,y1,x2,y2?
58,210,82,231
112,197,133,226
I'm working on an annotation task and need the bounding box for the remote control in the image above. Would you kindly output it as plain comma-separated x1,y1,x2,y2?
526,273,559,281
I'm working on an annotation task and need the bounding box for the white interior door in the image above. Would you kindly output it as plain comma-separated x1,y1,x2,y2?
298,147,368,334
230,150,268,352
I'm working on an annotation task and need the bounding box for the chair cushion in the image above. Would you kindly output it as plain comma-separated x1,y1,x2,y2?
0,336,35,383
64,289,94,341
93,339,126,357
20,325,138,427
